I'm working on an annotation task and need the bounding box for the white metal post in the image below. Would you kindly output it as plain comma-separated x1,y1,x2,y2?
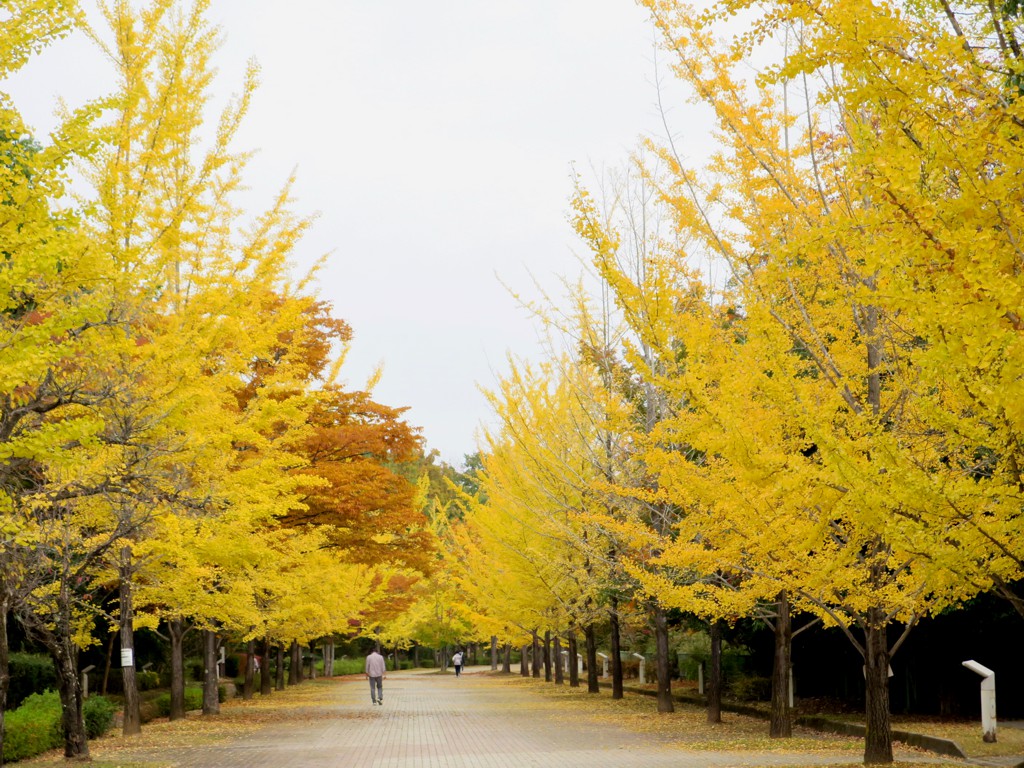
962,660,997,743
633,653,645,684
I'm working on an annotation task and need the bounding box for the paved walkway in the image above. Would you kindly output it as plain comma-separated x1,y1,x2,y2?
95,669,883,768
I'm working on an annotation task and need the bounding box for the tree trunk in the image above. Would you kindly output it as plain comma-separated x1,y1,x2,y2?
261,636,273,695
531,630,541,678
202,630,220,715
610,600,623,700
50,636,88,758
654,604,674,713
567,627,579,688
308,643,316,680
413,643,421,668
491,635,498,671
502,643,512,673
242,639,255,700
119,546,142,735
1,599,10,767
101,629,115,696
770,590,793,738
275,644,285,691
708,620,723,724
288,641,300,685
169,618,187,720
554,635,564,685
584,623,599,693
520,644,529,677
543,630,552,682
864,617,894,764
324,640,334,678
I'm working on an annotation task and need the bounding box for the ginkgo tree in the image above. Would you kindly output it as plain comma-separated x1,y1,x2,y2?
606,0,1024,762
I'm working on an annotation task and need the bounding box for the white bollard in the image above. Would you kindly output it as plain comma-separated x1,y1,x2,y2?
633,653,646,685
577,654,583,674
962,660,997,743
598,652,608,679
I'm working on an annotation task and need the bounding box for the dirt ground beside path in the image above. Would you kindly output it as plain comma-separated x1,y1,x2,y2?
21,668,944,768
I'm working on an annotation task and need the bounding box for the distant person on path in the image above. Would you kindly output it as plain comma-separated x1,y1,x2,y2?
452,649,464,677
365,648,386,705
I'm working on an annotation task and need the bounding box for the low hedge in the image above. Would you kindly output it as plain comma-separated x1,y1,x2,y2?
153,685,226,716
154,687,204,716
1,691,116,763
8,653,57,709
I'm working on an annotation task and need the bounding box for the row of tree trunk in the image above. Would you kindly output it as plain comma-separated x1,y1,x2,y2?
501,602,800,733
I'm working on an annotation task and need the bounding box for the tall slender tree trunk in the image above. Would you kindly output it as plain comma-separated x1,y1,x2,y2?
543,630,552,682
261,636,273,695
275,644,285,691
101,629,115,695
119,547,142,735
531,630,541,678
584,623,599,693
610,599,623,700
520,644,529,677
770,590,793,738
491,636,498,670
50,636,88,758
553,635,563,684
288,641,300,685
654,604,673,713
413,643,421,668
707,620,723,724
168,619,188,720
324,640,334,678
502,643,512,673
202,630,220,715
567,627,579,688
864,615,893,764
1,598,11,767
308,643,317,680
242,639,255,700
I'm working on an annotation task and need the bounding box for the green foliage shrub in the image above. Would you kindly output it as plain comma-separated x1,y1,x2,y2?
1,690,119,762
83,695,118,738
332,657,365,675
8,653,57,708
154,686,204,716
1,691,62,763
136,670,161,691
187,658,204,681
728,675,772,702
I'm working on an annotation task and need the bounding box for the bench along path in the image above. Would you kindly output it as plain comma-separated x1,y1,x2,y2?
121,668,868,768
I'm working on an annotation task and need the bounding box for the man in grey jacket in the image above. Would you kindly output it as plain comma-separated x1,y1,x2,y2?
365,648,386,705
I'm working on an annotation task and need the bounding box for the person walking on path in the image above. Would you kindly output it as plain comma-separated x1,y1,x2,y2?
365,648,386,705
452,649,464,677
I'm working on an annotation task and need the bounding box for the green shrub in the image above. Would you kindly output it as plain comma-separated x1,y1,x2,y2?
332,657,365,675
187,658,204,682
1,691,62,763
83,695,117,739
154,687,204,716
136,670,161,691
8,653,57,709
728,675,772,702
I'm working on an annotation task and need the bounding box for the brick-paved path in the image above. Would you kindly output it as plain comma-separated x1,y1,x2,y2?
118,669,872,768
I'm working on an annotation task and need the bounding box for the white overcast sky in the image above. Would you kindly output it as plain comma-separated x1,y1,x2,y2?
4,1,708,465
